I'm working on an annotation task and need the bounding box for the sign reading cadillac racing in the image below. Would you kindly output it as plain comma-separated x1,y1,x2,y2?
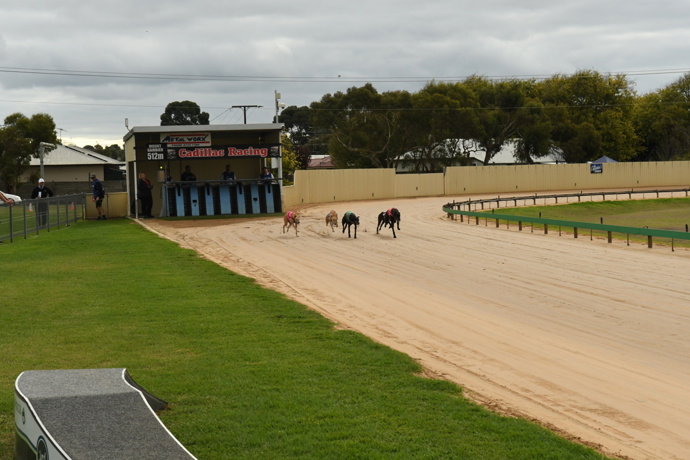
164,144,281,160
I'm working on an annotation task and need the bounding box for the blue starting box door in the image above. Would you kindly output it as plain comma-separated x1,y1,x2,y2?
189,186,200,216
218,185,232,214
264,184,275,213
204,185,214,215
235,185,246,214
249,184,260,214
175,185,184,216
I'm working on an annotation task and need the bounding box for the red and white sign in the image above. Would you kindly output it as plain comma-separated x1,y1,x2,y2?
160,133,212,148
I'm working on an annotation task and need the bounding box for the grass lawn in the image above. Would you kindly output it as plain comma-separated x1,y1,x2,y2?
480,197,690,247
1,219,609,459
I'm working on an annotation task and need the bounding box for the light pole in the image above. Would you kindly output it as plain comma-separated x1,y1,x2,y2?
39,142,56,178
275,90,285,123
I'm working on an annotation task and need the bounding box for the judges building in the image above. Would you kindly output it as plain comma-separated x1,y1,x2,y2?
124,123,284,217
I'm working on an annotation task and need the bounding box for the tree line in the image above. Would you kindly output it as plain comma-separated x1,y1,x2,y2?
279,70,690,172
0,113,124,192
3,70,690,192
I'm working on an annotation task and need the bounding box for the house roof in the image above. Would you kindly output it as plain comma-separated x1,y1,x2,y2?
29,144,124,167
592,155,617,163
307,155,335,169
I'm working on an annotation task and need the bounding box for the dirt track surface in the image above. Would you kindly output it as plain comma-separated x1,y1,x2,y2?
142,195,690,460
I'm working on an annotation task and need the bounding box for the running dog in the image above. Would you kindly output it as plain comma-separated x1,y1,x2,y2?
377,208,401,238
283,211,300,236
325,210,339,232
341,211,360,238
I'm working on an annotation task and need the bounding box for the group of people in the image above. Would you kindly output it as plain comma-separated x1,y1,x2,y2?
179,165,274,183
0,174,106,223
0,178,56,227
1,164,277,222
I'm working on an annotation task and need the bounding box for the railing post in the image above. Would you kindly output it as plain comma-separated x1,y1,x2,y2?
648,235,653,248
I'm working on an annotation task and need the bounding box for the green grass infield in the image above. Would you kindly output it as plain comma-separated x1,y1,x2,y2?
1,219,609,459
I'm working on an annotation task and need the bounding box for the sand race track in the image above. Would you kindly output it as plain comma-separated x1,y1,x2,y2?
142,195,690,460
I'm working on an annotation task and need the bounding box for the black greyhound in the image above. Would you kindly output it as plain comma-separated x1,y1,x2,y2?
341,211,360,238
376,208,401,238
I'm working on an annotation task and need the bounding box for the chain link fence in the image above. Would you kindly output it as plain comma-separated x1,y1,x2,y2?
0,194,86,243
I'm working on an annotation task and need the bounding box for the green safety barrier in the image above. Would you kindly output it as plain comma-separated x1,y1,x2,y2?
443,205,690,248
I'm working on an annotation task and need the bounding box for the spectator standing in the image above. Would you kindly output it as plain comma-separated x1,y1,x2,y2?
90,173,106,220
137,172,154,218
181,166,196,181
31,178,54,227
221,164,235,182
260,167,274,183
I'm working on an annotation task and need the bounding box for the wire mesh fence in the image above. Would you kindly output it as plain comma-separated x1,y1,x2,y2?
0,194,86,243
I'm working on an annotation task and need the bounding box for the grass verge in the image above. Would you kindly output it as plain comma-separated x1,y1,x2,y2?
480,197,690,248
1,219,609,459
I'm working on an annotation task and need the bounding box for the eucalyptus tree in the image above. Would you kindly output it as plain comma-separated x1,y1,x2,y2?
310,84,414,168
539,70,640,163
462,76,549,165
0,112,58,192
401,81,479,172
160,100,210,125
633,73,690,161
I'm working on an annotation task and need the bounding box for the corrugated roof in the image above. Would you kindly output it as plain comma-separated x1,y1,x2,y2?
29,144,124,166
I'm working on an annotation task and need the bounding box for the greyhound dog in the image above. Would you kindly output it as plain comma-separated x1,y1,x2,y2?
325,210,339,232
283,211,300,236
377,208,401,238
341,211,360,238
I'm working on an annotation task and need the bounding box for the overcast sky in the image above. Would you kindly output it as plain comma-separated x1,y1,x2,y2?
2,1,689,148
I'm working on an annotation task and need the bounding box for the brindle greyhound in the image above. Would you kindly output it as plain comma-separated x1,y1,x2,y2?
377,208,401,238
325,210,338,232
283,211,300,236
341,211,360,238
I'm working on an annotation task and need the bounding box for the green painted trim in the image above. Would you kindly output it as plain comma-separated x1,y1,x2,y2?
443,206,690,241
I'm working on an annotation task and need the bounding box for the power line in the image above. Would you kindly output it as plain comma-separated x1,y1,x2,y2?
0,66,688,84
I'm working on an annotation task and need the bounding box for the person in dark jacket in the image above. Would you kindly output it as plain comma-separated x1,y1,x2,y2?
31,178,54,226
181,165,196,181
90,173,106,220
137,172,154,218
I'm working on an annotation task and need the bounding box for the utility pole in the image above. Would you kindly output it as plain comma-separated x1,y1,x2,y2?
231,105,262,124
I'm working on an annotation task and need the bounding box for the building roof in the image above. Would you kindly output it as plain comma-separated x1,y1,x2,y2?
123,123,284,142
29,144,124,167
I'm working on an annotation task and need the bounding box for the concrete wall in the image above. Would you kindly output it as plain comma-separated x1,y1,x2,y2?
284,169,396,207
444,161,690,195
284,161,690,208
84,191,129,219
94,161,690,215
